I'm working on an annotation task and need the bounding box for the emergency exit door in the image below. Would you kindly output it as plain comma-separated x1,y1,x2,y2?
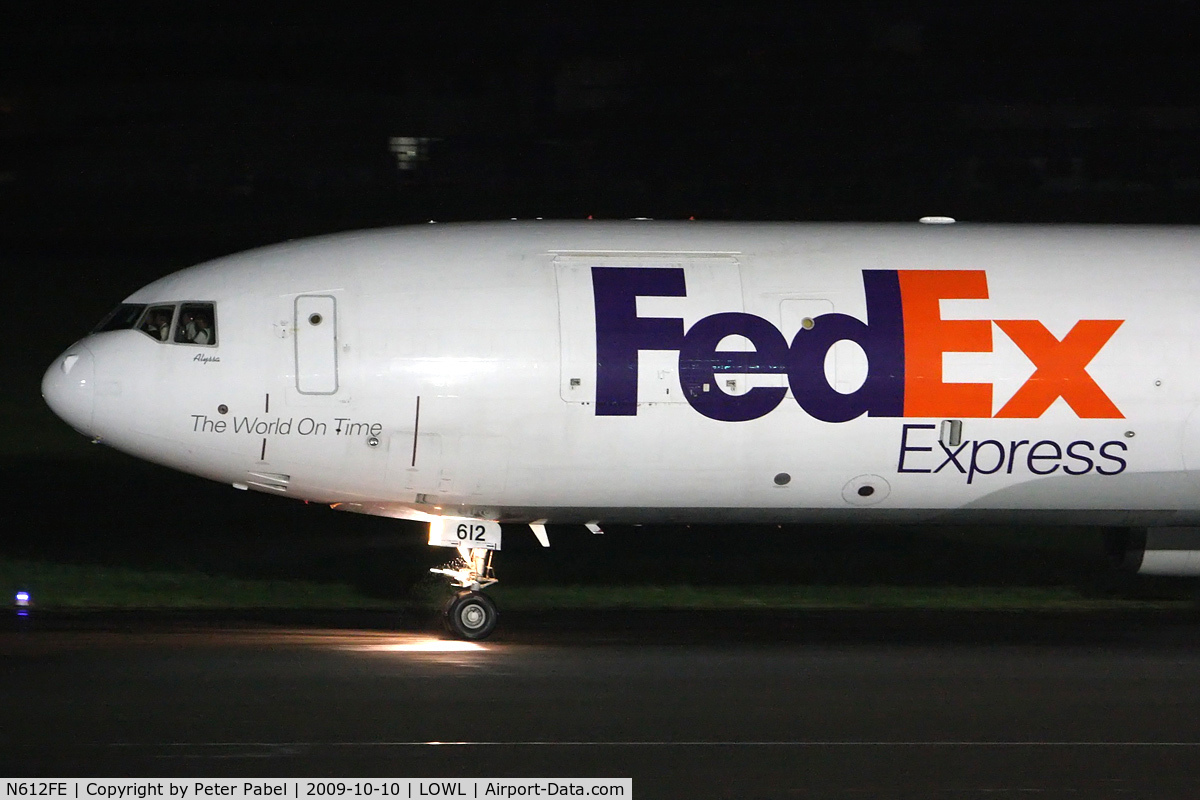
295,295,338,394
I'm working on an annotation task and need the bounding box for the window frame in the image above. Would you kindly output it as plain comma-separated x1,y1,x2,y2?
91,303,148,334
173,301,219,347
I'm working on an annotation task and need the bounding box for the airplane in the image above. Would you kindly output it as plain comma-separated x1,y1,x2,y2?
41,219,1200,639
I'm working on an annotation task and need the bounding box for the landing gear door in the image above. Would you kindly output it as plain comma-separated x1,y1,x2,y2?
295,295,338,394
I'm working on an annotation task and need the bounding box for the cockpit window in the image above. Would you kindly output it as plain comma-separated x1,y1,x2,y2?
137,305,176,342
174,302,217,346
92,303,147,333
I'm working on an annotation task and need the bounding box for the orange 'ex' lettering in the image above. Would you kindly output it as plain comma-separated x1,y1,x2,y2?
994,319,1124,419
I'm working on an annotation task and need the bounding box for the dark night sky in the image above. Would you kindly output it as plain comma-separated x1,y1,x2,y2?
4,1,1200,244
5,3,1197,99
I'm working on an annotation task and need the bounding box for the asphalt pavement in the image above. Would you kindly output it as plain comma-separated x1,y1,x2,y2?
4,609,1200,798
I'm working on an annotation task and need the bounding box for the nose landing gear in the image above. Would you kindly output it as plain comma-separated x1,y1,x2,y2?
427,518,551,640
432,544,496,638
428,519,503,640
433,548,498,640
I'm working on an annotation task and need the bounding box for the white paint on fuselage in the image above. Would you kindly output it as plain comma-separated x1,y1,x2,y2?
42,222,1200,525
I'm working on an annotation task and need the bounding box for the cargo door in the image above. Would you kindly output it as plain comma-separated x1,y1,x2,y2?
555,253,744,405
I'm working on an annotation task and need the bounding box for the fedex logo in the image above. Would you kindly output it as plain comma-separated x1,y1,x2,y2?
592,267,1124,422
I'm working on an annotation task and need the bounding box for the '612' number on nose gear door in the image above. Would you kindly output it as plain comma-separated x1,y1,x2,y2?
428,517,502,550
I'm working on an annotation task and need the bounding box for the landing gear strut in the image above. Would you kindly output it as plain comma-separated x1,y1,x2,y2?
430,544,497,592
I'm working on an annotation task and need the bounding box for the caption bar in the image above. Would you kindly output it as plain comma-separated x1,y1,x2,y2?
2,782,630,800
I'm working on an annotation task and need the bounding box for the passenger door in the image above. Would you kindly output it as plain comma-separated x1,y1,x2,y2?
295,295,338,394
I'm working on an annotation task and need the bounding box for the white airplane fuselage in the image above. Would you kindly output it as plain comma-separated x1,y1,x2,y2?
40,222,1200,530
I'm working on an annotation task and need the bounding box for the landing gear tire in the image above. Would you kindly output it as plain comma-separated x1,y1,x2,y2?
444,590,498,640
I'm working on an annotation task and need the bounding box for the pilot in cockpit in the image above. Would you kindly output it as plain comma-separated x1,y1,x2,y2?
140,309,172,341
191,313,212,345
94,301,216,345
176,310,196,344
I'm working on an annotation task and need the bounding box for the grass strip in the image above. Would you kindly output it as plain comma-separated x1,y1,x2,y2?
488,584,1193,611
0,559,389,609
1,559,1193,611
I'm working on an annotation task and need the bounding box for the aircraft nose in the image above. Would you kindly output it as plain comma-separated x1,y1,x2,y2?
42,345,96,436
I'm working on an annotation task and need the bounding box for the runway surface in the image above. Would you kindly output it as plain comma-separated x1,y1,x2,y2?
4,609,1200,798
